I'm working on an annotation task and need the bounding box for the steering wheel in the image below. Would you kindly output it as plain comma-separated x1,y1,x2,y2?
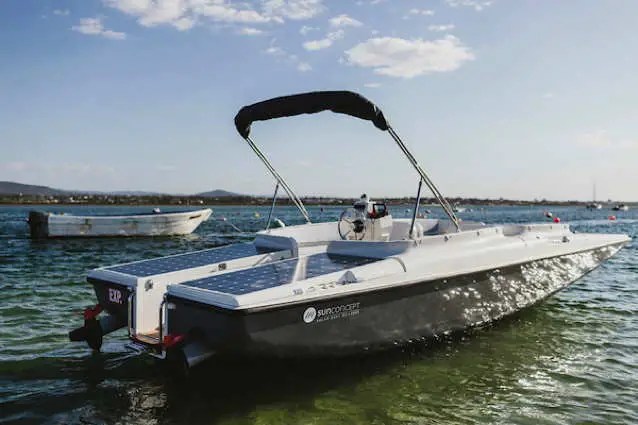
338,208,367,240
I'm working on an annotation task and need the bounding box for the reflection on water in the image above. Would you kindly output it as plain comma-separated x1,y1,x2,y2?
0,205,636,424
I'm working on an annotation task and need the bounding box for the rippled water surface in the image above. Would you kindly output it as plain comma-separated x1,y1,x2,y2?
1,204,636,424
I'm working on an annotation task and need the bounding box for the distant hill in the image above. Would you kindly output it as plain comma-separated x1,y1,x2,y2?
108,190,167,196
0,181,247,198
196,189,244,198
0,181,65,196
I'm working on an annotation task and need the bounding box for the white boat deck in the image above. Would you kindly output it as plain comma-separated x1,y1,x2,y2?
166,221,629,310
86,218,629,337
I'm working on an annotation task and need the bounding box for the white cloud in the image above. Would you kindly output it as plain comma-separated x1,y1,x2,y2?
264,45,286,56
105,0,194,28
409,8,435,16
262,0,324,20
344,35,474,78
53,9,70,16
193,4,271,25
303,39,330,50
104,0,324,31
364,82,380,88
101,30,127,39
329,14,362,28
445,0,493,11
299,25,318,35
237,26,264,35
173,16,196,30
303,29,344,50
403,8,435,20
576,130,638,149
428,24,455,32
297,62,312,71
71,17,126,40
264,42,311,72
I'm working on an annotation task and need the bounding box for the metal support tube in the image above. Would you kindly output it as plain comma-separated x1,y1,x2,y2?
127,291,135,337
265,182,279,230
244,136,311,223
158,298,166,349
409,178,423,239
387,126,460,231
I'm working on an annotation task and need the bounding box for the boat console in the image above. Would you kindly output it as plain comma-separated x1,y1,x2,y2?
338,194,393,242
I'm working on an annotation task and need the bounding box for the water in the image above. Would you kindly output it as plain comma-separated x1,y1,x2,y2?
1,204,636,424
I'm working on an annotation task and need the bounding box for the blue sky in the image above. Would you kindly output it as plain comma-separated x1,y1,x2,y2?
1,0,637,200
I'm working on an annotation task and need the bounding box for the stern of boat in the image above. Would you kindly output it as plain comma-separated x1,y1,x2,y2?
69,240,296,358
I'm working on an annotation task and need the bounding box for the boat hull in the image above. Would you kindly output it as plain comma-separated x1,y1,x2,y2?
28,209,212,238
166,242,625,357
91,279,130,323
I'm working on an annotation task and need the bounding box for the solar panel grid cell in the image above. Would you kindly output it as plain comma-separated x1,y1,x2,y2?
181,254,377,295
106,244,269,277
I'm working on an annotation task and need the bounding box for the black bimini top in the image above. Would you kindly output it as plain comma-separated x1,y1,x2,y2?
234,91,389,138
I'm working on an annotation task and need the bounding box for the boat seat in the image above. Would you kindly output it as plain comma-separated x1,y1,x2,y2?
326,240,412,259
389,219,438,239
436,220,487,234
254,234,299,258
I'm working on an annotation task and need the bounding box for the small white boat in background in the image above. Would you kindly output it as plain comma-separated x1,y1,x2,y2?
28,208,212,238
612,204,629,212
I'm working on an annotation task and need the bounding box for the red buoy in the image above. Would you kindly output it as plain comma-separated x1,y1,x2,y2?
553,217,561,223
608,215,617,221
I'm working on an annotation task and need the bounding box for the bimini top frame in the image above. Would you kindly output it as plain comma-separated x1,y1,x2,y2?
234,90,460,231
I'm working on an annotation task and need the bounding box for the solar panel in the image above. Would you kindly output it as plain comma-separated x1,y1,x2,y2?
106,243,274,277
180,253,378,295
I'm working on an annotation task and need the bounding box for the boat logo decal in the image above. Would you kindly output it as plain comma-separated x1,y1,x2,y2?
108,288,123,304
303,307,317,323
303,302,360,324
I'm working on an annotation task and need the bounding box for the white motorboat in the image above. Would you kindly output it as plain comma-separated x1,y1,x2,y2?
69,91,629,371
612,204,629,212
28,208,212,238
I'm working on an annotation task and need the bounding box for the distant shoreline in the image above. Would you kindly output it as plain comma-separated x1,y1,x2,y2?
0,195,629,208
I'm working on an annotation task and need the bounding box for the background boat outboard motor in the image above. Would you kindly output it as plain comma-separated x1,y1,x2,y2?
27,211,49,238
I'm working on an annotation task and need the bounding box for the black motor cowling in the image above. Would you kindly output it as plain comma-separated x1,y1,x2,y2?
27,211,49,238
69,313,126,351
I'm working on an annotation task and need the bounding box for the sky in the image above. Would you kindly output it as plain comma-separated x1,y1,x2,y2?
1,0,637,201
